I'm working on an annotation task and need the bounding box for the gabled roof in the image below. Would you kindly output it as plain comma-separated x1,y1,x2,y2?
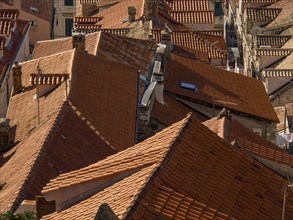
42,114,293,219
32,32,156,73
203,116,293,166
165,55,279,122
1,49,139,213
152,29,227,59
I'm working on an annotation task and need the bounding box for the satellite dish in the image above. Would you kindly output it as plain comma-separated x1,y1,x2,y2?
250,26,262,36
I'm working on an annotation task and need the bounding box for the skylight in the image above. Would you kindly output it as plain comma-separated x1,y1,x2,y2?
180,82,197,91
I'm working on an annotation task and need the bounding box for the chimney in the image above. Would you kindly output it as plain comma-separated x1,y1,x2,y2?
12,62,23,95
72,33,85,51
144,0,158,20
128,6,136,22
160,27,172,60
0,117,10,153
0,37,5,60
217,108,232,120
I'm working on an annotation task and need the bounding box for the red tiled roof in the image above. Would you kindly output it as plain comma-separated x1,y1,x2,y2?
152,29,227,59
169,10,214,24
166,0,210,11
203,116,293,166
165,55,279,122
33,32,156,73
42,114,293,219
0,9,19,19
31,32,153,71
246,7,282,21
93,0,144,29
152,94,208,126
21,0,54,21
1,49,139,212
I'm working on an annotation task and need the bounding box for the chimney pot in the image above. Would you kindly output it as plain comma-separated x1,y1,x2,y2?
160,27,172,60
128,6,136,22
12,62,23,95
0,117,10,153
72,33,86,51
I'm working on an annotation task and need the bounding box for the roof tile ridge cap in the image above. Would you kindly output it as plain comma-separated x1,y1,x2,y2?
23,49,74,65
10,100,67,211
123,113,192,219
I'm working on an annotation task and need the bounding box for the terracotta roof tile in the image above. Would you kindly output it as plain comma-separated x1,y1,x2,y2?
266,0,293,28
165,55,279,122
33,32,156,73
152,94,208,126
21,0,54,21
0,9,19,19
256,48,292,56
169,10,214,24
93,0,144,29
166,0,210,11
246,8,282,21
256,35,291,47
42,115,189,194
203,117,293,166
243,0,280,3
152,29,227,59
42,114,293,219
1,49,139,212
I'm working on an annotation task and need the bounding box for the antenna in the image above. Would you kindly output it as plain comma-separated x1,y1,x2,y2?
36,63,41,126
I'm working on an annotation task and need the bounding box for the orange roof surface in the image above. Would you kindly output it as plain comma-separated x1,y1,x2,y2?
0,49,139,212
152,94,208,126
203,116,293,166
165,55,279,122
152,29,227,59
246,8,282,21
166,0,210,11
93,0,144,29
32,32,156,73
169,11,214,24
42,114,293,219
21,0,54,21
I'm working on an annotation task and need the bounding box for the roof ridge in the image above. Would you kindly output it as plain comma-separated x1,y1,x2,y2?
21,49,74,65
124,113,193,219
10,96,67,211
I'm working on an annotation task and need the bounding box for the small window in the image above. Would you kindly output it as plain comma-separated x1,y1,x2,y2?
64,0,74,6
65,18,74,36
215,2,224,16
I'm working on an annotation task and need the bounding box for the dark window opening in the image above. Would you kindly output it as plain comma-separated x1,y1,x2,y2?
65,18,74,36
64,0,74,6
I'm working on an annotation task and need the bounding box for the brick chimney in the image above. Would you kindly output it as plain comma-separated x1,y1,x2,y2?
128,6,136,22
72,33,85,51
144,0,158,20
12,62,23,95
0,117,10,153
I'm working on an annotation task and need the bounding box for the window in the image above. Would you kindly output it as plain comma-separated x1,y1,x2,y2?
64,0,74,6
65,18,74,36
215,2,224,16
